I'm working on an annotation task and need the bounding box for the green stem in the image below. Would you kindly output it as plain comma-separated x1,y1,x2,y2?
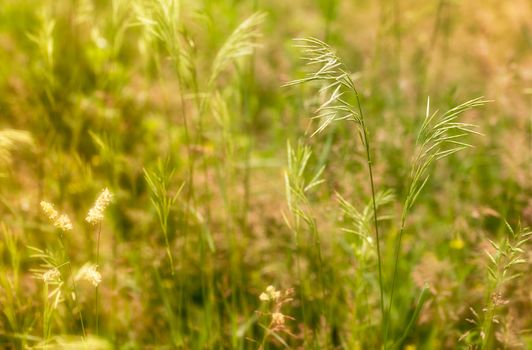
43,283,50,346
294,220,308,337
59,233,86,340
352,87,386,343
384,208,408,347
95,223,101,336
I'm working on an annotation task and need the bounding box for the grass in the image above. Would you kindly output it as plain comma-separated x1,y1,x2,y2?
0,0,531,349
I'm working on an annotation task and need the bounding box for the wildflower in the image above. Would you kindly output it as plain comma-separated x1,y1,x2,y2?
86,188,113,225
40,201,73,232
491,292,508,306
55,214,73,231
40,201,58,221
450,238,465,250
271,312,285,327
259,285,281,302
42,267,61,284
257,285,295,343
76,263,102,287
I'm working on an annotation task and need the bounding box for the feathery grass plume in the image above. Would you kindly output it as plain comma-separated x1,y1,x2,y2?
259,285,282,302
29,246,66,340
209,12,265,86
76,263,102,287
385,96,489,345
40,201,73,232
42,268,61,284
55,215,73,232
284,141,325,308
144,160,184,274
258,286,295,348
461,222,531,349
285,141,325,213
27,12,56,109
337,189,395,253
40,201,59,221
86,188,113,225
285,37,361,136
404,96,489,212
136,0,192,82
287,37,386,338
0,129,34,167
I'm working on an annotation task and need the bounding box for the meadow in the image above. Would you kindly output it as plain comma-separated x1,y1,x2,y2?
0,0,531,349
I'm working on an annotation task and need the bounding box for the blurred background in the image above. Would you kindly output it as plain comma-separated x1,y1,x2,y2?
0,0,530,349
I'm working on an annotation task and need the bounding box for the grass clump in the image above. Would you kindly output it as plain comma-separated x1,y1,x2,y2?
0,1,530,349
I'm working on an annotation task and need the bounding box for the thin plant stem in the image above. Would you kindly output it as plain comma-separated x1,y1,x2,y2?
259,326,270,350
95,222,101,336
384,209,408,347
43,283,51,346
178,79,195,203
294,223,307,338
59,233,86,340
310,220,327,319
352,88,386,343
176,81,191,339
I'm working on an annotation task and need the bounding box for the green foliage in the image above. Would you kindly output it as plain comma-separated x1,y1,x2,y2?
405,96,489,213
144,160,184,275
209,12,265,86
0,0,530,349
286,37,362,136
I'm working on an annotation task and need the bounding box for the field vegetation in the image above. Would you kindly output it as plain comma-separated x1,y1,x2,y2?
0,0,531,349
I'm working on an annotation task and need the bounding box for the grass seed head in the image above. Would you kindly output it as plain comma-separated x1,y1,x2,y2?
42,267,61,284
40,201,58,221
76,263,102,287
271,312,285,326
259,285,281,302
40,201,73,231
86,188,113,225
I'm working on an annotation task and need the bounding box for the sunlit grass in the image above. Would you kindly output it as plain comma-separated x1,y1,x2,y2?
0,0,530,349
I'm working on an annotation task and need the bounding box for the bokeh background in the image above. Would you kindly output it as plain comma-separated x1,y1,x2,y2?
0,0,530,349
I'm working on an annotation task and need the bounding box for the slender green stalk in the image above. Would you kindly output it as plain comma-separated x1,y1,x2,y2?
355,94,386,340
384,208,408,346
43,283,51,346
384,97,487,347
288,37,386,344
293,220,308,337
59,234,86,340
95,222,101,336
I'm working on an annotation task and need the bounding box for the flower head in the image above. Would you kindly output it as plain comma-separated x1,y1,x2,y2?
40,201,72,232
257,285,295,339
259,285,281,302
42,267,61,284
55,214,73,231
76,263,102,287
40,201,58,221
86,188,113,225
271,312,285,327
